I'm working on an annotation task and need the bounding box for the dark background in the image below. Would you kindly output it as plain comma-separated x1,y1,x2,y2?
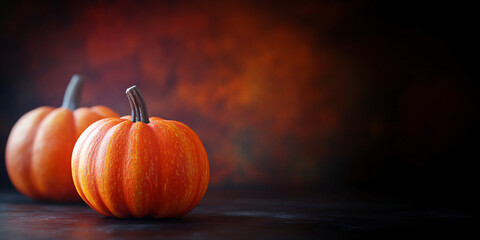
1,0,478,207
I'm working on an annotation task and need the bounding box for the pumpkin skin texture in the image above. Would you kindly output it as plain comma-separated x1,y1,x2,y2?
71,86,209,218
5,76,119,202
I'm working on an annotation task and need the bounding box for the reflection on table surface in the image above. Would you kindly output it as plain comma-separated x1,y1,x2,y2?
0,189,475,240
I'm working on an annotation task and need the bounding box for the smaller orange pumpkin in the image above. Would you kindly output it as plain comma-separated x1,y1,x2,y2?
72,86,209,218
5,75,119,202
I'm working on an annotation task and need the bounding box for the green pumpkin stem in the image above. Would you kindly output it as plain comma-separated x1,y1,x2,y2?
126,86,150,124
61,74,84,110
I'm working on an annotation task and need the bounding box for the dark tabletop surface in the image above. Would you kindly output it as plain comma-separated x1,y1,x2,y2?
0,188,476,240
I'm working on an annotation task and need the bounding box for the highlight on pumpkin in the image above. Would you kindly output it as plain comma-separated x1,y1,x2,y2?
71,85,209,218
126,85,150,124
5,75,119,202
61,74,84,110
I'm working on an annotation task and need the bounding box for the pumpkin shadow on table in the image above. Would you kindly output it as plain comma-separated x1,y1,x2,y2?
86,213,325,239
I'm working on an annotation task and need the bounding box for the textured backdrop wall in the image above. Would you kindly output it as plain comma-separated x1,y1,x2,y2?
1,1,478,199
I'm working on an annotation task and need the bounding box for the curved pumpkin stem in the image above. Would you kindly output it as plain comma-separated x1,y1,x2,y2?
126,86,150,124
61,75,84,110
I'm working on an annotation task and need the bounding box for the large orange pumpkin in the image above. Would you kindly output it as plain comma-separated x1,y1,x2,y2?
5,75,119,202
71,86,209,218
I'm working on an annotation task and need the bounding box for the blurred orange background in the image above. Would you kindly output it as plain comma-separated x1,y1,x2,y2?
1,0,478,201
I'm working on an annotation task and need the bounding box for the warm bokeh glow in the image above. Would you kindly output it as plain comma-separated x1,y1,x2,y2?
20,1,342,186
1,1,477,194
